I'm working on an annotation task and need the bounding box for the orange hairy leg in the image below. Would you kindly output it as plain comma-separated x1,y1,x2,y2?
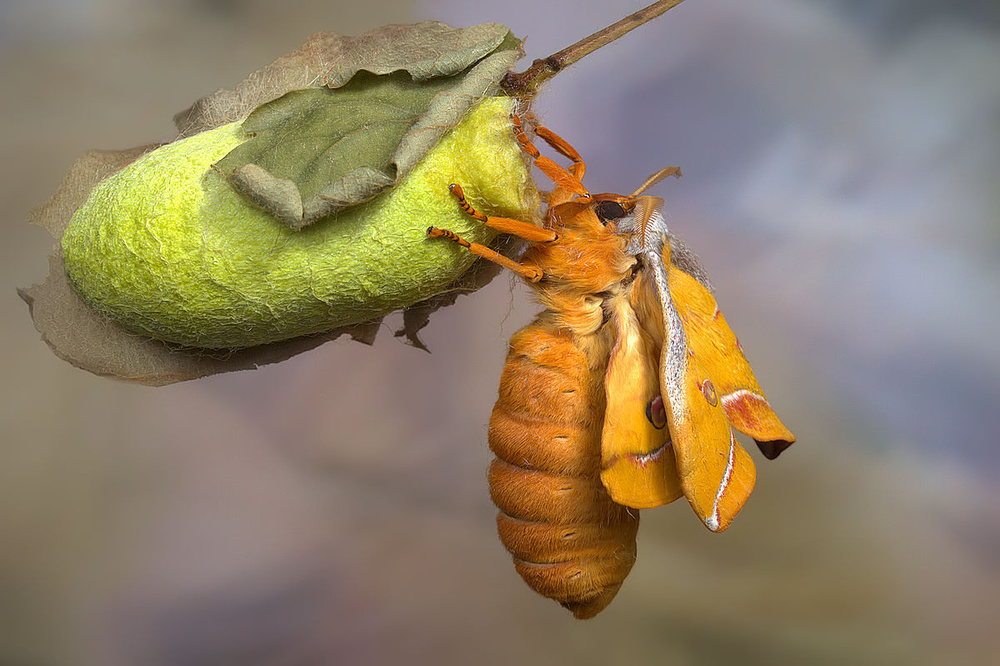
426,226,542,281
446,183,557,242
511,114,589,201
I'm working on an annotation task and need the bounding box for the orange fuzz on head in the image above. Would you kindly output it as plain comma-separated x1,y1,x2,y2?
428,115,796,619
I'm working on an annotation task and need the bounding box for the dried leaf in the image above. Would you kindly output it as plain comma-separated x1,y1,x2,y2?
175,21,515,136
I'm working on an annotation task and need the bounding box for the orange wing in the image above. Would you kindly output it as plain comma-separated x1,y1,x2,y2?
647,241,758,532
665,253,796,459
600,297,684,509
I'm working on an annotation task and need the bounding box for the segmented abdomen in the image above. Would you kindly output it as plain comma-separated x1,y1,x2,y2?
487,323,638,619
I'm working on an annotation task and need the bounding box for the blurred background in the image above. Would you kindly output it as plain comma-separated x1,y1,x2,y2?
3,0,999,664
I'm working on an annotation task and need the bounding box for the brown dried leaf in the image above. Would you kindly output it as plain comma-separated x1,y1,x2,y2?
175,21,514,137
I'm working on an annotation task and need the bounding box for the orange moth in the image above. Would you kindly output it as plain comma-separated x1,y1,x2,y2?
428,116,795,619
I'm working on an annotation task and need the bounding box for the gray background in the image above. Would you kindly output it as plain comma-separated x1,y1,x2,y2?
3,0,999,664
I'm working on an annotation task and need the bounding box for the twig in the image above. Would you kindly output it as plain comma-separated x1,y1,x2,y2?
501,0,689,97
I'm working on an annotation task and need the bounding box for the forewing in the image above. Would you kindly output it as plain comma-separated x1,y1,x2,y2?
665,257,795,459
650,245,756,532
600,297,683,509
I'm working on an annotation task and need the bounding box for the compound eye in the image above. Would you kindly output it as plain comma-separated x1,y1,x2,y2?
593,200,627,223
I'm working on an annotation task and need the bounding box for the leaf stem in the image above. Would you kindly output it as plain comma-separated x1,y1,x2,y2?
501,0,689,97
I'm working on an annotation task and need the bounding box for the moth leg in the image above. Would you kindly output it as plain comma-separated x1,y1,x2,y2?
449,183,557,243
511,114,589,201
426,227,542,282
534,125,586,182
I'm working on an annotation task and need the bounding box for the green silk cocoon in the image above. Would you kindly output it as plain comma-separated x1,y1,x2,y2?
62,97,534,349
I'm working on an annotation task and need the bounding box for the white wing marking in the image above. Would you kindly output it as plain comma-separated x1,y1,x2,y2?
706,432,737,532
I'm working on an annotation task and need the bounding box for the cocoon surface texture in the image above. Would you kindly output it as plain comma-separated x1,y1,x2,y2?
61,97,534,349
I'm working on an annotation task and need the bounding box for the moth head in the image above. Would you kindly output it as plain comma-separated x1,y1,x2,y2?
589,166,680,225
588,191,664,251
584,166,680,254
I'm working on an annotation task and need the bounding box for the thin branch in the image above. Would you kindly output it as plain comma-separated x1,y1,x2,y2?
501,0,689,97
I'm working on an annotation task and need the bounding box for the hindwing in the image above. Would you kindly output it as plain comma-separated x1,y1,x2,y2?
600,296,684,509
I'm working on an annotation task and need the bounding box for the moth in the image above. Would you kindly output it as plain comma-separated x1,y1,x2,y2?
428,116,796,619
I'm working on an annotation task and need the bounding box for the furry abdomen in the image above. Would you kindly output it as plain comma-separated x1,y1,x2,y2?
487,322,638,619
